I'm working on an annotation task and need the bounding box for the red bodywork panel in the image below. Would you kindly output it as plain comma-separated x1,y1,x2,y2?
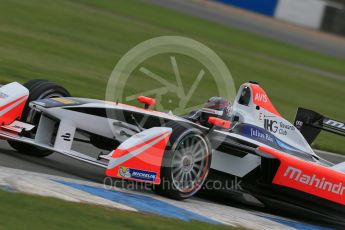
208,117,231,129
106,131,171,184
0,95,27,125
259,146,345,205
137,96,156,107
250,84,281,117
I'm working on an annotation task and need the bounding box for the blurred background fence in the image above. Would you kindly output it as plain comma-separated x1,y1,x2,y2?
214,0,345,36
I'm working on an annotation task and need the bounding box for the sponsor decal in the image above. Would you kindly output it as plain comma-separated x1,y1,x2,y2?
254,93,268,103
37,98,79,107
284,166,345,195
250,84,281,117
324,119,345,131
295,120,303,129
118,167,132,178
0,92,9,99
61,133,71,142
261,146,345,205
264,119,278,133
250,127,274,143
37,99,61,107
258,112,264,121
51,98,77,105
258,113,275,120
239,124,275,144
118,166,157,182
264,119,295,135
242,124,302,152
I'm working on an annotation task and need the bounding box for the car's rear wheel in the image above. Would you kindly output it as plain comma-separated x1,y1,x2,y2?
154,122,211,200
8,79,70,157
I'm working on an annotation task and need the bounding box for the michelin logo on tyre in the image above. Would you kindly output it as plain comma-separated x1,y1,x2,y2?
118,167,157,182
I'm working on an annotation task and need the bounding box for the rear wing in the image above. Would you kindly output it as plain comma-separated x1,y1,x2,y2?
294,108,345,144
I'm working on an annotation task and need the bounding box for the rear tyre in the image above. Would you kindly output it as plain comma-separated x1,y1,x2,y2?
8,79,70,157
154,122,211,200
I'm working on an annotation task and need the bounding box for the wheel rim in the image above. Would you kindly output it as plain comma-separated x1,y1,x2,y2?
171,134,209,194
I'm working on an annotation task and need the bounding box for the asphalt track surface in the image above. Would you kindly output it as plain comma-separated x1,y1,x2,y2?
143,0,345,59
0,141,343,183
0,140,344,229
0,142,103,182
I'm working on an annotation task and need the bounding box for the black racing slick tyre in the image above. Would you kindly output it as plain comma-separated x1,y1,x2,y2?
8,79,71,157
154,122,212,200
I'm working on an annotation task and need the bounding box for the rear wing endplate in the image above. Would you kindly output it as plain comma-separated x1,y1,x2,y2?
294,107,345,144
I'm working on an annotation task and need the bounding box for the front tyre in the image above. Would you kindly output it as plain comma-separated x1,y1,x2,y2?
8,79,70,157
154,122,211,200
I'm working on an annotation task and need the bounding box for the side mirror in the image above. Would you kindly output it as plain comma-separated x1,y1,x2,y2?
208,117,231,129
137,96,156,109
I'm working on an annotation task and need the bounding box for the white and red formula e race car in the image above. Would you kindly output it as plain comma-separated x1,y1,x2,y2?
0,79,344,224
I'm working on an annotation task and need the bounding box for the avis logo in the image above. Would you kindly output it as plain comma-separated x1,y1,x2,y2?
255,93,268,103
284,166,345,195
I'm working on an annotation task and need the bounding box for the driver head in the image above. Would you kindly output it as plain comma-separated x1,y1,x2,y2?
199,97,232,127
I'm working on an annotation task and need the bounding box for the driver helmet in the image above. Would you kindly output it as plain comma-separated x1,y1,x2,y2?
199,97,232,127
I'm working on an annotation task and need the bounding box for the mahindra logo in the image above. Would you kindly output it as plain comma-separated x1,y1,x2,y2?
284,166,345,195
324,119,345,130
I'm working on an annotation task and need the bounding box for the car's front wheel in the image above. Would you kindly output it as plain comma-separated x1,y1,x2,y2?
8,79,70,157
154,122,211,200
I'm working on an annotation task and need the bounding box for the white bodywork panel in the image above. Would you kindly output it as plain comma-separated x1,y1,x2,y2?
0,128,107,168
232,84,315,156
332,162,345,173
117,127,172,150
0,82,29,116
211,150,261,177
0,82,28,103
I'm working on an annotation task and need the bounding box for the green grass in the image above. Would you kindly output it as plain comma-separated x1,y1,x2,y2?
0,0,344,153
0,190,239,230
